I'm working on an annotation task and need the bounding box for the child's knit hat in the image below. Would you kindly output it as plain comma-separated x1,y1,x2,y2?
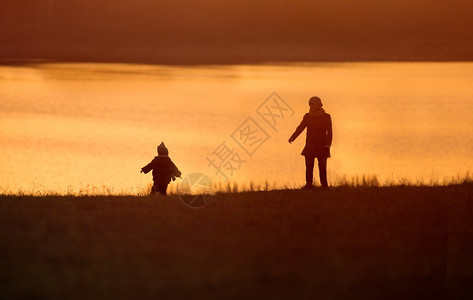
157,142,169,155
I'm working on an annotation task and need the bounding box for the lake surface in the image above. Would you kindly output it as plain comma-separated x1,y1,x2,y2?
1,62,472,194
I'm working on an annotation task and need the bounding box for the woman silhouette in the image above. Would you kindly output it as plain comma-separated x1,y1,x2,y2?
289,96,332,188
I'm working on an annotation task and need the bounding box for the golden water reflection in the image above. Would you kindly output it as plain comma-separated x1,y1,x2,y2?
1,62,472,193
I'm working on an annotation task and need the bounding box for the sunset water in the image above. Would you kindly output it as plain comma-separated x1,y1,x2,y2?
1,62,473,193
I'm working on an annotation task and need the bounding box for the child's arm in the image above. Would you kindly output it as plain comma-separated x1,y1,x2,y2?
141,159,155,174
170,161,182,178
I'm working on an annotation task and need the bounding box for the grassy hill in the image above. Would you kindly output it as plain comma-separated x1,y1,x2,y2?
1,184,472,299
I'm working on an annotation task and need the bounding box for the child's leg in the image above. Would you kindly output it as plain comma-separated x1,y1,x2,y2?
158,184,168,195
151,185,158,195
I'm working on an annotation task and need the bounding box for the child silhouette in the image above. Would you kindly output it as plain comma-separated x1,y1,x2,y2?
141,142,182,195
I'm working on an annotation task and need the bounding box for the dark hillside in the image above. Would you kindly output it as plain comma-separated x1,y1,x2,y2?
1,184,472,299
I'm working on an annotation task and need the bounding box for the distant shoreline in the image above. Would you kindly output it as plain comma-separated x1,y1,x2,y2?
2,41,473,65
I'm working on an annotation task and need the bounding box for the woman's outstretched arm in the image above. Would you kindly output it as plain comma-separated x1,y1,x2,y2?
289,115,307,143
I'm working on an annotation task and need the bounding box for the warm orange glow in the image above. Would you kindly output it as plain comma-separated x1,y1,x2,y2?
1,63,473,193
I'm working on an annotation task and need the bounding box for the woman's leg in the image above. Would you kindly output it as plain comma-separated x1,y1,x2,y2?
318,158,328,187
305,155,315,186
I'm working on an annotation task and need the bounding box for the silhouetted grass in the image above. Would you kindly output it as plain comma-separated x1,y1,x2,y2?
1,182,472,299
2,173,472,197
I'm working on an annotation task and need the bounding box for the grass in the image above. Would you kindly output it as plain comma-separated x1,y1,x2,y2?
2,173,471,197
0,183,472,299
